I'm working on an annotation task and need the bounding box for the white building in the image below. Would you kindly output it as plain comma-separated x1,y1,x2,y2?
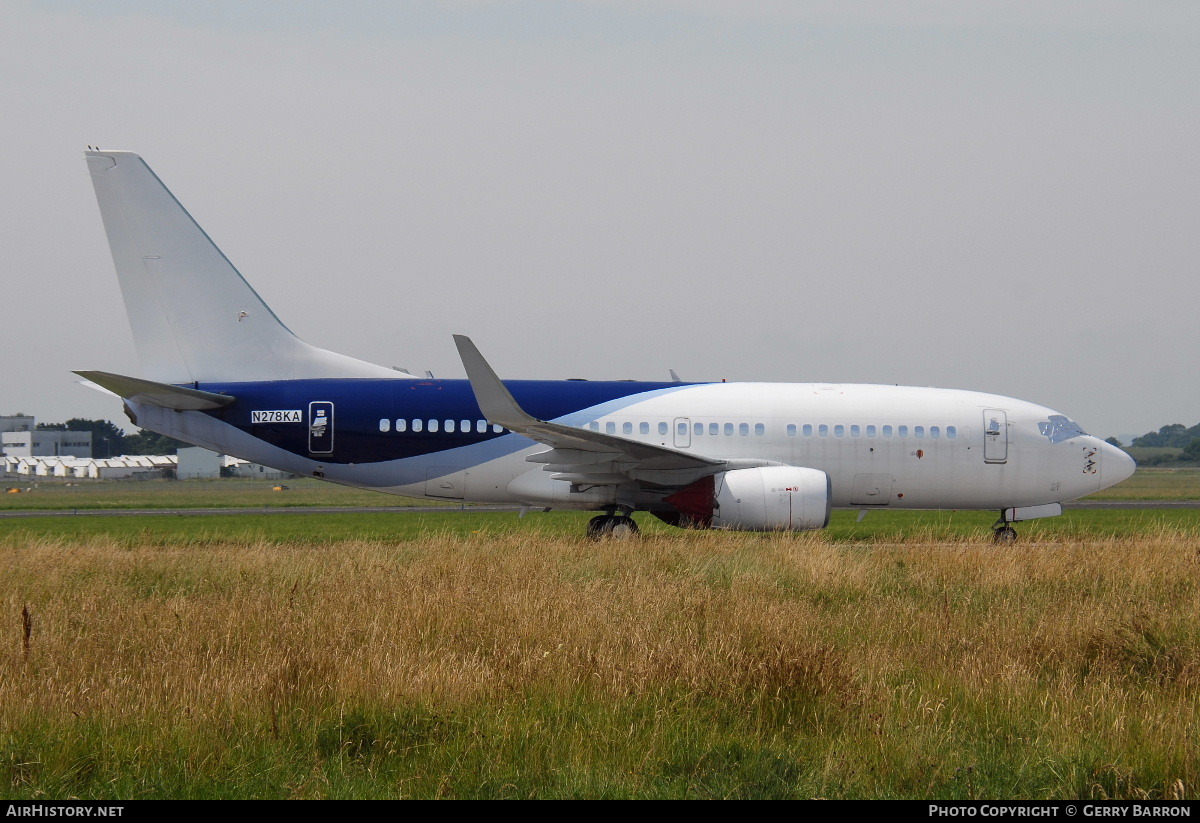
0,416,92,459
0,416,35,434
177,447,222,479
225,457,290,480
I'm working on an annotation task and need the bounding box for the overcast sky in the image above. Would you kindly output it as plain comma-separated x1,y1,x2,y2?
3,1,1197,440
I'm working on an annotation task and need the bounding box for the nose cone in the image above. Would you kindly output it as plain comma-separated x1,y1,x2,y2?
1099,440,1137,491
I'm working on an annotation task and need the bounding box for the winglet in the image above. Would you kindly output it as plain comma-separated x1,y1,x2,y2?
452,335,538,430
452,335,727,476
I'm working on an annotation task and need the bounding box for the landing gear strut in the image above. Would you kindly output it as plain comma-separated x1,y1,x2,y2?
587,509,641,540
992,513,1018,543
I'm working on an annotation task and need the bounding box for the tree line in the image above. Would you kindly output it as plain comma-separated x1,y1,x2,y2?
35,419,185,459
1109,423,1200,466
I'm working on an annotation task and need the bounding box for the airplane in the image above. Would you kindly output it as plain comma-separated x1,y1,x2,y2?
76,150,1136,541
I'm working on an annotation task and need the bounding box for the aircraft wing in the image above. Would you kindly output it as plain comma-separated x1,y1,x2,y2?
454,335,767,487
74,370,236,411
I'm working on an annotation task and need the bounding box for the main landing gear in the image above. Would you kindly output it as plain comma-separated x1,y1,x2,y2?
587,509,641,540
992,513,1018,543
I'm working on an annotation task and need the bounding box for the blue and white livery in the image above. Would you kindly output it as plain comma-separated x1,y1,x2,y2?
77,151,1135,540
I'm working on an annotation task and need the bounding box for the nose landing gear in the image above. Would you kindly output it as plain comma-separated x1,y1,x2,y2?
992,513,1018,543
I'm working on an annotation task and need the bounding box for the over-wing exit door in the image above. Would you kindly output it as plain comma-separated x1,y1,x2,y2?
674,418,691,448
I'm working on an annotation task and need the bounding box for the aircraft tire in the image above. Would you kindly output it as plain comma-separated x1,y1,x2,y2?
587,514,641,540
609,516,640,540
587,515,614,540
993,525,1018,543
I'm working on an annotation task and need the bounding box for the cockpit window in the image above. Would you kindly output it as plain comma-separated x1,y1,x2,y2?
1038,415,1087,443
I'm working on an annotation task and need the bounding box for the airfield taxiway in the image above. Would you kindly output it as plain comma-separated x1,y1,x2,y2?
0,501,1193,518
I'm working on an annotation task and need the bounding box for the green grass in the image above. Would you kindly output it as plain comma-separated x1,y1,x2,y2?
5,506,1200,545
1,465,1196,513
2,475,1198,799
0,477,448,510
1085,467,1200,500
2,519,1197,799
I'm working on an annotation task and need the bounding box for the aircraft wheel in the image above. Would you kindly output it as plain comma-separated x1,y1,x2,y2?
587,515,614,540
993,525,1018,544
587,514,641,540
609,516,640,540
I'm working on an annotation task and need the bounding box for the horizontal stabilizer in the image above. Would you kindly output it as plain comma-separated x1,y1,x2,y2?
74,370,236,411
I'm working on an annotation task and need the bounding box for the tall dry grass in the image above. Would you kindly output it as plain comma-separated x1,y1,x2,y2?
2,526,1197,798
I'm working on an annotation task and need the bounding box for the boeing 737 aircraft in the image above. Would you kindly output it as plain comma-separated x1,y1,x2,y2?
77,150,1136,540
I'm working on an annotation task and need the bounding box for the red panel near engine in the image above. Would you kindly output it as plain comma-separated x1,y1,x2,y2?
663,475,716,526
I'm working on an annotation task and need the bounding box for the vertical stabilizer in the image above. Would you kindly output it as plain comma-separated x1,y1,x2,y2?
85,150,403,384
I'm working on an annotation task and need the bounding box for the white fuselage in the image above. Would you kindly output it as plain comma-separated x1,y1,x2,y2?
134,381,1133,514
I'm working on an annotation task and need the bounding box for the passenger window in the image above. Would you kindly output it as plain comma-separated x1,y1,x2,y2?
931,426,940,438
589,421,600,432
786,424,797,437
882,425,892,438
850,424,860,437
461,420,471,432
898,425,908,437
492,424,503,433
640,422,650,435
428,420,439,433
445,420,455,433
866,424,876,437
623,422,633,435
834,424,845,437
803,424,813,437
819,424,829,437
379,418,390,432
947,426,957,439
677,422,688,435
477,420,487,433
754,423,765,436
724,423,734,436
413,419,424,433
396,419,407,433
659,422,669,436
694,422,703,435
739,423,749,436
606,422,616,434
709,423,719,436
915,426,924,439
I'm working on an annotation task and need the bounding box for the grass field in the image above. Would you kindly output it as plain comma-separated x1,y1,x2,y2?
0,477,445,510
4,465,1199,511
2,504,1198,799
1085,468,1200,501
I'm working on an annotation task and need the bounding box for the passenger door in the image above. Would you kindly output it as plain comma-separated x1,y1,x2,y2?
983,409,1008,464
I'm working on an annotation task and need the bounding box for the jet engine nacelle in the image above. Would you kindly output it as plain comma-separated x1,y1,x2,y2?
711,466,831,531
